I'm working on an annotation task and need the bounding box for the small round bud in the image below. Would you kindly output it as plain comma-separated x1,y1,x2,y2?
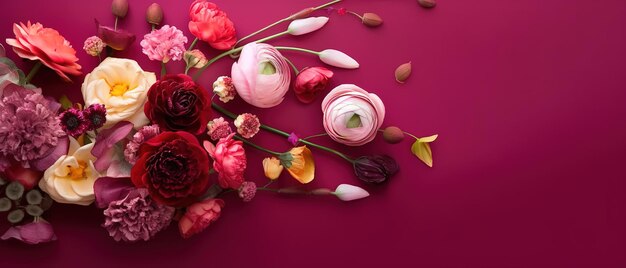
418,0,437,8
383,126,405,144
362,13,383,27
146,3,164,25
395,62,412,83
112,0,129,18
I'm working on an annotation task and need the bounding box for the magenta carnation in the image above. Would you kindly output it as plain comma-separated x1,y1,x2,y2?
140,25,188,63
83,103,107,130
238,181,257,202
0,85,64,167
124,124,160,164
207,117,232,141
103,188,174,242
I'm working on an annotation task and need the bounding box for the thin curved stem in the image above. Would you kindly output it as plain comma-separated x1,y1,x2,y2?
24,61,42,84
232,134,281,156
275,46,320,55
282,56,300,75
192,46,244,81
188,38,199,51
302,133,328,141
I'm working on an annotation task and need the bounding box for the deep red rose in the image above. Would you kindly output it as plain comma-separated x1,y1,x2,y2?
293,67,334,103
131,131,210,207
144,74,212,135
188,0,237,50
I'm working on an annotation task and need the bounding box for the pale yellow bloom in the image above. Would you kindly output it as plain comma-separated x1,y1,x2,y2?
262,157,283,180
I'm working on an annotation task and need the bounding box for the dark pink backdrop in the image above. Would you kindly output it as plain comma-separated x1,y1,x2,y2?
1,0,625,267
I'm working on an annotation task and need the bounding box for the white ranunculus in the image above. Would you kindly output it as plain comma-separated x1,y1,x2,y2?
81,57,156,129
39,138,101,206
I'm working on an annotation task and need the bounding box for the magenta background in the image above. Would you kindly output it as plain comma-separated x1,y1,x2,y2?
1,0,625,267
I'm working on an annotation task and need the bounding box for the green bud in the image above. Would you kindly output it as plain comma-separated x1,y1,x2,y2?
8,209,24,224
26,205,43,217
6,182,24,200
26,190,43,205
0,177,6,186
0,197,11,212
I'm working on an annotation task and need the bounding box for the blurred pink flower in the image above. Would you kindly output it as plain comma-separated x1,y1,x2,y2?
231,43,291,108
124,124,160,164
140,25,188,63
179,198,224,239
206,117,232,141
83,36,105,56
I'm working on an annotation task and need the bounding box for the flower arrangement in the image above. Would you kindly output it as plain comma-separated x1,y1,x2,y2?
0,0,438,244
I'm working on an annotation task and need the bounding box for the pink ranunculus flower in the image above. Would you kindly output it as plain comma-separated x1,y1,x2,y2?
321,84,386,146
204,133,246,189
5,21,81,82
188,0,237,50
231,43,291,108
179,198,224,239
140,25,188,63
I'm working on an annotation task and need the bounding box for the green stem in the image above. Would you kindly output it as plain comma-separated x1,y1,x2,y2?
212,102,354,163
232,134,281,156
302,133,328,141
24,61,43,84
253,30,290,44
257,187,279,192
160,62,166,78
275,46,320,55
192,46,244,81
151,24,156,31
314,0,342,10
283,56,300,75
114,17,119,30
188,38,198,51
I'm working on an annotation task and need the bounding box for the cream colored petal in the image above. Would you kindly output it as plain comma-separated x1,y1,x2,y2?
53,178,80,202
73,143,96,162
71,177,95,197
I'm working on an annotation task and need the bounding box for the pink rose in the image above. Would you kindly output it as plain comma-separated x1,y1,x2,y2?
179,198,224,239
321,84,386,146
188,0,237,50
204,133,246,189
231,43,291,108
294,67,334,103
5,22,81,82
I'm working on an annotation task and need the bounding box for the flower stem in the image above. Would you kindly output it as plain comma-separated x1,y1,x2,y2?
160,62,166,78
315,0,342,10
24,61,43,84
151,24,156,31
232,134,281,156
347,11,364,20
192,46,244,81
302,133,328,141
188,38,198,51
282,56,300,75
275,46,320,55
114,17,119,30
253,30,290,44
212,102,354,163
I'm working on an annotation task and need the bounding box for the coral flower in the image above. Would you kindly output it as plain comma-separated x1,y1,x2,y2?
262,157,283,180
281,146,315,184
188,0,237,50
5,21,81,82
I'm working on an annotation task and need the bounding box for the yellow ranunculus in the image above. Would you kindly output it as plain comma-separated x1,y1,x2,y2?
39,138,101,206
81,57,156,129
262,157,283,180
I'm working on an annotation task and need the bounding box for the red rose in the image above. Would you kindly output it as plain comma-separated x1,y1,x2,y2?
293,67,334,103
188,0,237,50
131,131,210,207
144,74,212,135
178,198,224,239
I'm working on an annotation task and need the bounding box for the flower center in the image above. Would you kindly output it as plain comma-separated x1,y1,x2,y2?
67,161,88,180
110,83,130,97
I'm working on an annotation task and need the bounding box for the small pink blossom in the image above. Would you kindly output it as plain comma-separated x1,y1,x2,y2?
83,36,105,56
212,76,236,103
123,124,160,164
234,113,260,139
184,49,208,69
207,117,232,141
140,25,188,63
238,181,256,202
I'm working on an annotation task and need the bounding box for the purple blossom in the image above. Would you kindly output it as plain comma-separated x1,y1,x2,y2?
0,85,64,168
83,103,107,130
103,188,174,242
288,132,299,146
58,108,88,136
124,124,160,164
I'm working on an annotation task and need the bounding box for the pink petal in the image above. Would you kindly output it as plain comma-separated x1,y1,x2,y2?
93,176,134,209
92,121,134,158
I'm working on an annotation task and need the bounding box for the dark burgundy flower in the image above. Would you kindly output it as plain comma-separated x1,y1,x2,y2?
83,103,107,130
96,19,136,51
353,155,399,183
58,108,88,137
131,131,210,207
144,74,213,135
294,67,334,103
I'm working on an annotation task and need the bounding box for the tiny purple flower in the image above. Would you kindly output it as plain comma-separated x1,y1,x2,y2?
288,132,299,146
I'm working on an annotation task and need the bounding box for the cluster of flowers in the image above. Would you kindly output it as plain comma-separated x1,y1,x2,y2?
0,0,437,244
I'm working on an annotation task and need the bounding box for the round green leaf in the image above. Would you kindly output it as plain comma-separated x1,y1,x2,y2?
25,205,43,217
0,197,11,212
7,209,24,224
26,190,43,205
5,182,24,200
0,177,6,186
40,196,53,211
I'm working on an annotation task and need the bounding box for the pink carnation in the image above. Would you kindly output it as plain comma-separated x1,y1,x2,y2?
124,124,161,164
238,181,256,202
234,113,260,139
140,25,188,63
83,36,105,56
207,117,232,141
205,133,246,189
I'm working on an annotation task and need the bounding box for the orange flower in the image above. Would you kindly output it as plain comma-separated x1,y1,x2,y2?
6,21,81,82
262,157,283,180
283,146,315,184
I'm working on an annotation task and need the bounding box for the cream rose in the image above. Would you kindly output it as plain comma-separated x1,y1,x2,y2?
82,57,156,129
39,138,101,205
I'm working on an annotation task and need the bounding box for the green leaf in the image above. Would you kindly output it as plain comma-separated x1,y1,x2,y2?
26,205,43,217
0,197,11,212
278,153,293,168
58,95,73,110
8,209,24,224
26,190,43,205
258,61,276,75
411,140,434,167
40,196,53,211
346,114,362,129
6,182,24,200
0,177,6,186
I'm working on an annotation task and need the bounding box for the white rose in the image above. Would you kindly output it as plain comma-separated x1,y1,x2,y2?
82,57,156,129
39,138,101,205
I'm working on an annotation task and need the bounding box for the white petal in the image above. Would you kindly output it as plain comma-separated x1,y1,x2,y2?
319,49,359,69
288,17,329,36
335,184,370,201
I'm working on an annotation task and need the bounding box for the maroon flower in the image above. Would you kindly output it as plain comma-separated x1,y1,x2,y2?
96,19,136,51
83,103,107,130
144,74,212,135
353,155,399,183
131,131,211,207
58,108,88,137
293,67,334,103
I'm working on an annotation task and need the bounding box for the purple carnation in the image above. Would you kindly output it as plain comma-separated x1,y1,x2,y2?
83,103,107,130
0,85,64,167
58,108,88,136
124,124,160,164
103,188,174,242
